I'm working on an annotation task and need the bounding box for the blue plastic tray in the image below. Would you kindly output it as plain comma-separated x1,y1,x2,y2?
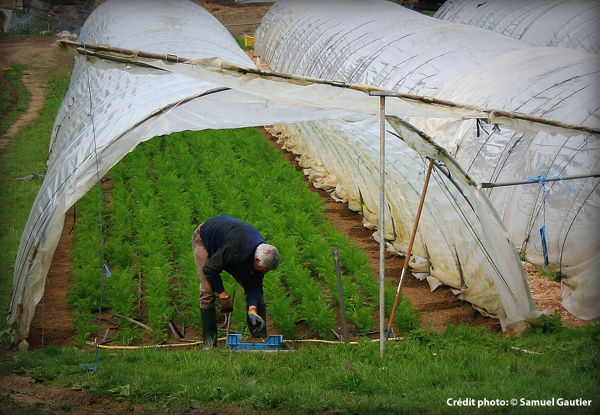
227,334,284,351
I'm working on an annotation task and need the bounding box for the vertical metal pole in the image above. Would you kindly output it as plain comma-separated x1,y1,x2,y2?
332,248,348,342
379,96,386,358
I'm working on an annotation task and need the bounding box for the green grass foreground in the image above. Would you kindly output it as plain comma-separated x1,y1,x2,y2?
1,323,598,414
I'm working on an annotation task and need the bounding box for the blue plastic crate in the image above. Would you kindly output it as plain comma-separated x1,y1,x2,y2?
227,334,284,351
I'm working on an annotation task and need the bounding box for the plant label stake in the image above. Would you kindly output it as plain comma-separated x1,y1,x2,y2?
332,248,349,342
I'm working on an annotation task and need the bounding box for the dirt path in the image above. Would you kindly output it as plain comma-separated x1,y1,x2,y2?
27,208,76,349
0,36,73,150
195,0,272,37
4,69,44,138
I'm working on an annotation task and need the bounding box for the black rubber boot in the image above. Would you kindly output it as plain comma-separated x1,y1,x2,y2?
247,303,268,340
201,307,218,349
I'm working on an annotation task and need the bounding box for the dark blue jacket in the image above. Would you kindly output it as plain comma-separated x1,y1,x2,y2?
200,216,265,307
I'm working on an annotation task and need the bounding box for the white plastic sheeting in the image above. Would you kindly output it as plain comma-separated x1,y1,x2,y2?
255,0,600,320
266,116,538,328
12,0,585,339
434,0,600,55
8,0,350,339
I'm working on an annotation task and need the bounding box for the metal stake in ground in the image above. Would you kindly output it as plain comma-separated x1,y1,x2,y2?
225,291,236,340
332,248,348,342
384,157,434,353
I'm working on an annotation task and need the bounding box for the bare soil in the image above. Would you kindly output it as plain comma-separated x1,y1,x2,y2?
194,0,272,37
0,375,158,415
523,261,587,327
0,373,259,415
27,207,76,349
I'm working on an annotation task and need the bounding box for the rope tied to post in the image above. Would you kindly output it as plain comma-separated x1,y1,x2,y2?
527,168,578,269
528,174,549,268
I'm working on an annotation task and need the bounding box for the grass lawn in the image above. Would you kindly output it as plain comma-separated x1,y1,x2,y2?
1,322,598,414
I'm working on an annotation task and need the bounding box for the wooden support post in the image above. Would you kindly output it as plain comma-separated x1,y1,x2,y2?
384,158,434,350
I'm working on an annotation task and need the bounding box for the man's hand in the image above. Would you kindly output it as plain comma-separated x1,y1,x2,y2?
248,306,265,332
219,292,233,313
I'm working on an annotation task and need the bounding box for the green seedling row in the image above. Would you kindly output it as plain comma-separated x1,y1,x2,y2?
68,128,420,344
67,187,106,343
104,161,140,345
152,138,199,332
128,142,173,342
185,131,337,337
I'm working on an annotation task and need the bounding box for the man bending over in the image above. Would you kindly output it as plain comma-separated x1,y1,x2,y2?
191,215,279,348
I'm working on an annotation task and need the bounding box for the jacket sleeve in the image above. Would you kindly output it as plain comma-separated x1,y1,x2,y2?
244,273,265,308
202,247,229,294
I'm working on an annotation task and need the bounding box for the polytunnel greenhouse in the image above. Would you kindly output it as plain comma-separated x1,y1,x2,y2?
255,0,599,321
435,0,600,55
7,0,599,348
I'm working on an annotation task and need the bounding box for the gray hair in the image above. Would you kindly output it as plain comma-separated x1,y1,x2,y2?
255,243,280,270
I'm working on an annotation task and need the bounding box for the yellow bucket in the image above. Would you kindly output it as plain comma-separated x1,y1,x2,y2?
244,35,255,48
